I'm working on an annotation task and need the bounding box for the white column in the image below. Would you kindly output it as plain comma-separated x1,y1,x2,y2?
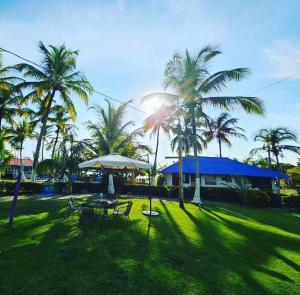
108,173,115,194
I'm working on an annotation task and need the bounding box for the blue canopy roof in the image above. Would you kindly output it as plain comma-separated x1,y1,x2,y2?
161,156,288,179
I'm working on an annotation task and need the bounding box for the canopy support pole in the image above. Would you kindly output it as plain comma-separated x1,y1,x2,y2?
108,173,115,194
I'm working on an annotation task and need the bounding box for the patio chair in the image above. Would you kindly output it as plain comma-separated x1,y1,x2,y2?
67,197,83,221
90,206,107,229
113,201,133,229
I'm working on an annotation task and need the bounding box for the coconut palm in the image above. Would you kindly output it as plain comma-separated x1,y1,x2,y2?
7,120,34,165
204,112,246,157
47,105,71,159
170,120,185,208
250,127,300,170
143,105,172,176
144,45,264,204
14,42,93,179
86,100,151,157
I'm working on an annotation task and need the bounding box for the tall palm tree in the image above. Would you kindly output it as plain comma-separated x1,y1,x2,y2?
7,120,34,226
144,45,264,204
170,121,185,209
204,112,246,157
48,105,71,159
86,100,150,157
250,127,300,170
143,105,172,176
7,120,34,166
14,42,92,179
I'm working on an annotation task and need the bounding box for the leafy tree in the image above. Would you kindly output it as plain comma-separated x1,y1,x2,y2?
14,42,92,179
204,112,246,157
144,45,264,203
251,127,300,170
86,100,151,158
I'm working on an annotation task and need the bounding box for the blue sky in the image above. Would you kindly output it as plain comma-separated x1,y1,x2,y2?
1,0,300,166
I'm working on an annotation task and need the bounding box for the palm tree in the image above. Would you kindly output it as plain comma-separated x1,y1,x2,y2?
48,105,71,159
144,45,264,204
7,120,34,166
86,100,150,157
250,128,300,170
0,133,13,178
7,120,34,226
143,105,172,176
204,112,246,157
170,121,185,209
14,42,92,179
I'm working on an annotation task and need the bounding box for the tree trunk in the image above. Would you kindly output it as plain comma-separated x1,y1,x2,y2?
274,153,281,172
152,127,160,177
41,137,44,162
218,139,222,158
51,127,60,159
9,143,23,226
191,107,202,204
267,147,272,169
178,131,184,209
31,90,56,181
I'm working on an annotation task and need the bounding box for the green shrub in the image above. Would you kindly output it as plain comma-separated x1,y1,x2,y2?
247,189,271,208
283,195,300,211
202,187,241,203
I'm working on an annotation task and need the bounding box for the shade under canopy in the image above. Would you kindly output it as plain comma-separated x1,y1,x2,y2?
78,153,152,170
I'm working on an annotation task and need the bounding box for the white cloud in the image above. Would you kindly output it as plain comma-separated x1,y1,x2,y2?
265,40,300,78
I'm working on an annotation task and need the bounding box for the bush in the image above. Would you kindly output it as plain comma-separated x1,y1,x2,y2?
283,195,300,211
247,189,271,208
202,187,241,203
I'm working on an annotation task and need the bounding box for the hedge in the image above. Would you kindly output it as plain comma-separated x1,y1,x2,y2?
283,195,300,211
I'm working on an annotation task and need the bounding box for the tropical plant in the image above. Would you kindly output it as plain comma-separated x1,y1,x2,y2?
47,105,71,159
144,45,264,203
143,105,172,176
7,120,34,164
250,128,300,170
204,112,246,157
0,133,13,178
86,100,151,158
14,42,93,179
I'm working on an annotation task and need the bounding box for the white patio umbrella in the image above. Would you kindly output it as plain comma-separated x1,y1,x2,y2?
78,153,152,194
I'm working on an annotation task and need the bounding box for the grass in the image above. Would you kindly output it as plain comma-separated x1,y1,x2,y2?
0,195,299,295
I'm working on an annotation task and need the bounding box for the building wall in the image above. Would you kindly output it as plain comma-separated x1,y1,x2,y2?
165,173,252,189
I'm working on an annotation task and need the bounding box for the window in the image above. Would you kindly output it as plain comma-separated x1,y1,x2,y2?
221,175,232,183
184,174,189,183
204,175,217,185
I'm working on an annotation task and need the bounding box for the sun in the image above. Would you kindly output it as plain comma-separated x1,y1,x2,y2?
142,95,165,114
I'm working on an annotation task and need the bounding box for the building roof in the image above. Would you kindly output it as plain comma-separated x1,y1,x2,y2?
8,158,33,167
161,156,288,179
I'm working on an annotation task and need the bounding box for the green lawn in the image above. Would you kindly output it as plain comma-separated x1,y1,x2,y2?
0,196,299,295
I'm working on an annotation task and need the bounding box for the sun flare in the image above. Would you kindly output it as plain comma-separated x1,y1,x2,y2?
142,96,165,114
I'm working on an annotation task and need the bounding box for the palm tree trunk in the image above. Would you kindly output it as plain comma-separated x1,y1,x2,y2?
274,153,281,172
152,127,160,177
267,147,272,169
178,132,184,209
51,127,60,159
218,139,222,158
41,137,44,162
31,90,55,181
191,108,202,204
9,142,23,226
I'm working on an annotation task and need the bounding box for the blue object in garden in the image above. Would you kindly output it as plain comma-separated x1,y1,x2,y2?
71,176,77,183
96,176,102,183
43,186,53,196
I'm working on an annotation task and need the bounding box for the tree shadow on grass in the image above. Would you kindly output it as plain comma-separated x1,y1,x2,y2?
0,198,299,294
